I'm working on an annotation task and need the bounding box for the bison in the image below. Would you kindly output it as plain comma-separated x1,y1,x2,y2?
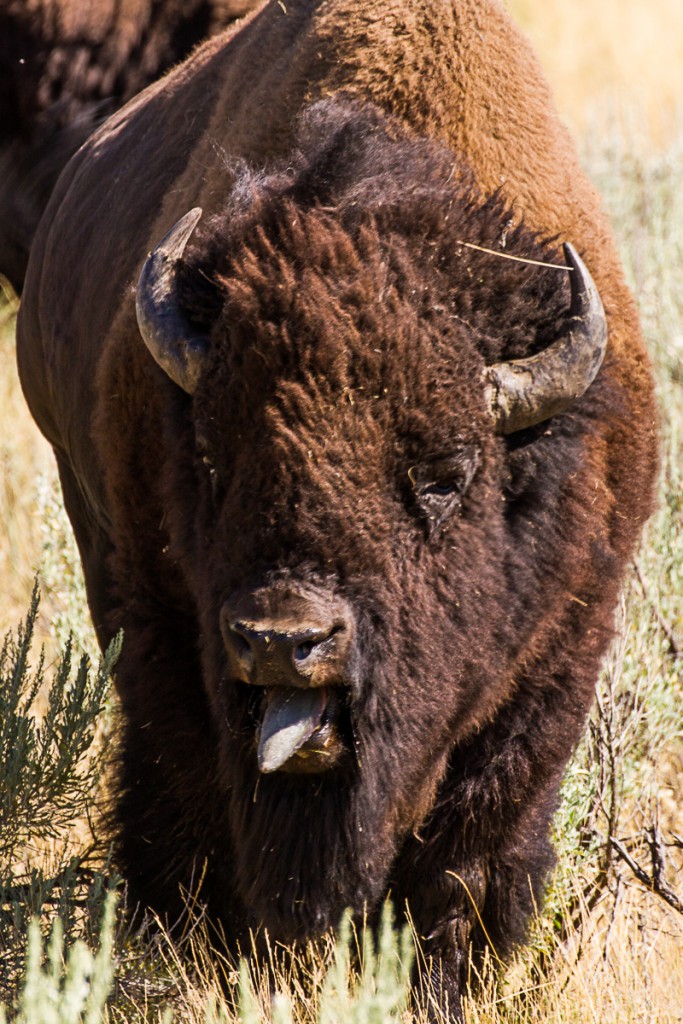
0,0,262,292
17,0,657,1016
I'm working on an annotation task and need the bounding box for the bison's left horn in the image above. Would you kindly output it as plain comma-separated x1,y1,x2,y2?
136,207,208,394
483,243,608,434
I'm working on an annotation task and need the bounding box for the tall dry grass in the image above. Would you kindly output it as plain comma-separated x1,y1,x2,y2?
0,291,94,652
0,294,52,634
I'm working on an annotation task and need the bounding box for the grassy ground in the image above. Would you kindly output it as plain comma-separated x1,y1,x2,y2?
2,3,683,1019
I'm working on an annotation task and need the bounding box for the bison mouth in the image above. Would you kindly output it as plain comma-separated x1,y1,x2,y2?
256,686,349,773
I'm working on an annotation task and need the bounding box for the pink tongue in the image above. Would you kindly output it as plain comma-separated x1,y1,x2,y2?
257,687,327,773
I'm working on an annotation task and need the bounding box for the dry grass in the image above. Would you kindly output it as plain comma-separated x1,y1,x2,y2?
508,0,683,143
0,293,53,636
0,292,94,655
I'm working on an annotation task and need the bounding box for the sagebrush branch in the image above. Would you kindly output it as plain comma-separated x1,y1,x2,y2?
610,836,683,915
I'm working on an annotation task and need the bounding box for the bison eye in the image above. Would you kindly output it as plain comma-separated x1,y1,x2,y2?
421,481,459,497
415,484,463,532
409,446,480,534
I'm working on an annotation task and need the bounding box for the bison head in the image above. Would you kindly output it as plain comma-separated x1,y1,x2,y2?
133,100,608,939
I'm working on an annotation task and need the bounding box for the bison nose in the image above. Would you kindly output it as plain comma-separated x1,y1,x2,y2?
222,592,355,688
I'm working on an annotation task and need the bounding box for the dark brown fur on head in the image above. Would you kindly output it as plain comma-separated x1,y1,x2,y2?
178,97,570,364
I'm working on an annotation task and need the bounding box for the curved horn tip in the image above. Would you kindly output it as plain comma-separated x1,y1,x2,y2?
562,241,580,266
153,207,204,262
175,206,203,244
562,242,604,321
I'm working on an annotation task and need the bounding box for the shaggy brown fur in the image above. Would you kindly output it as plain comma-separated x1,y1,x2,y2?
0,0,263,291
17,2,658,1019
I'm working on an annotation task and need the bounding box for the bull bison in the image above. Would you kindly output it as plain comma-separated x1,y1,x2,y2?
17,0,657,1016
0,0,262,292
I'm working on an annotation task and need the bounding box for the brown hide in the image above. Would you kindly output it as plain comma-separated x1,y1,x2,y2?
0,0,263,291
17,1,657,1018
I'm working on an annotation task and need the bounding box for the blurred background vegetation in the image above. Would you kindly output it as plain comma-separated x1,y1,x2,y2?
0,0,682,1020
510,0,683,143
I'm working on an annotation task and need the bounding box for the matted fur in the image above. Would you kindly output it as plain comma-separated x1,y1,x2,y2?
17,2,658,1019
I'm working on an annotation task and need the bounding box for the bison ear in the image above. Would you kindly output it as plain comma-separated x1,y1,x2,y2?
135,208,210,394
483,243,608,434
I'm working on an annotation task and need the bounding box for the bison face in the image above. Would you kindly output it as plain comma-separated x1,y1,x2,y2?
136,136,607,936
189,315,500,791
137,209,605,792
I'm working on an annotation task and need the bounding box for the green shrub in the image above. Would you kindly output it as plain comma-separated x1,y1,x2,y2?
0,588,120,1001
0,586,118,865
0,895,118,1024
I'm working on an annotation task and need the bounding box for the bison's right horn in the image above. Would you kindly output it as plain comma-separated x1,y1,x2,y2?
136,207,209,394
483,243,608,434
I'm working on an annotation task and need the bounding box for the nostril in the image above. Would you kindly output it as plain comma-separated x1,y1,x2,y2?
293,624,344,666
224,622,255,673
294,639,316,663
231,630,252,659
